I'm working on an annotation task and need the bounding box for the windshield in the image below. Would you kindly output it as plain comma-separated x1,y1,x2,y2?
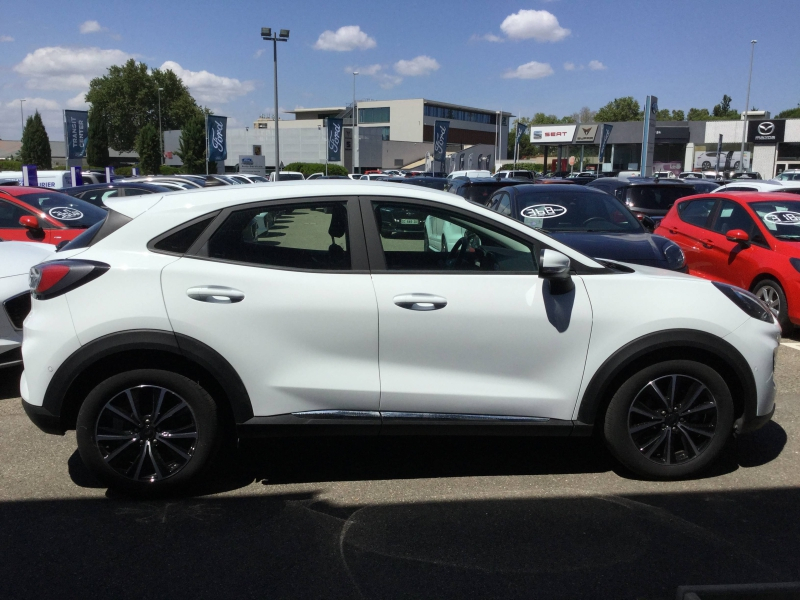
13,191,107,228
625,186,694,210
461,184,513,206
516,190,643,233
750,200,800,240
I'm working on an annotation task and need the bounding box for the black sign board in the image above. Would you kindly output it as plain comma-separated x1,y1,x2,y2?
655,126,690,143
747,119,786,144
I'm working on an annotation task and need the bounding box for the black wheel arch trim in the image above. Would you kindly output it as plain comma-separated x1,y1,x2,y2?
41,329,253,429
577,328,758,429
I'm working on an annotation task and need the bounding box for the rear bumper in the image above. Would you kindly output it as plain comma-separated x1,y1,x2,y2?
21,398,65,435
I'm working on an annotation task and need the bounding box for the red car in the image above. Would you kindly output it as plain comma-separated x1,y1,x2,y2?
0,186,107,245
656,191,800,333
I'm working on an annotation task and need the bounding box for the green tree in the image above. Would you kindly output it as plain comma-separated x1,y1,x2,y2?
777,105,800,118
175,116,206,174
688,107,711,121
595,97,642,122
655,108,686,121
20,111,52,169
671,109,685,121
86,108,110,167
135,124,161,175
712,94,739,119
86,58,203,152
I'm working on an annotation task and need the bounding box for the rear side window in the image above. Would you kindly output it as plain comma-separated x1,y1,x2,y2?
153,216,216,254
677,199,716,228
723,186,758,192
57,209,132,252
626,186,693,210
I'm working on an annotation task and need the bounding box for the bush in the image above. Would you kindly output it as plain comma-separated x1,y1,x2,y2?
284,162,348,177
114,166,133,177
160,165,182,175
0,160,23,171
495,162,540,174
135,124,161,175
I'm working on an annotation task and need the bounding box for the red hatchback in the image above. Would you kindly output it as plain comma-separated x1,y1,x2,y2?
0,186,107,245
656,191,800,333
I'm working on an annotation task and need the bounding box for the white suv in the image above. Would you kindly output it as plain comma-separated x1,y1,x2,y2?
20,181,779,494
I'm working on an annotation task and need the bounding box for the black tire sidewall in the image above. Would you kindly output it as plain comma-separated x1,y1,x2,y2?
76,369,219,496
752,280,790,334
604,360,734,479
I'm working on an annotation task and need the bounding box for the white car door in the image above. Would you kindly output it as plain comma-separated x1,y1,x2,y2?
160,198,380,417
364,198,593,421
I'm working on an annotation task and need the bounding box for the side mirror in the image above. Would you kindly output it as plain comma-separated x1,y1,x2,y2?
19,215,41,230
539,249,575,295
641,215,656,232
725,229,750,244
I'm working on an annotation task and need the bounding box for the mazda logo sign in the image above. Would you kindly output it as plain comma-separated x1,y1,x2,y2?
758,122,775,135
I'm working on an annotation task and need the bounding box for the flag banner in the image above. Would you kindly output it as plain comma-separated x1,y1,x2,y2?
640,96,658,176
515,122,528,144
22,165,38,187
105,166,114,182
70,166,83,187
597,124,613,163
327,118,343,162
207,115,228,162
433,120,450,164
64,110,89,159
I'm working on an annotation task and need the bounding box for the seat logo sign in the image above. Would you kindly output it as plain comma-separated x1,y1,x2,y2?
758,122,775,135
764,210,800,225
521,204,567,219
49,207,83,220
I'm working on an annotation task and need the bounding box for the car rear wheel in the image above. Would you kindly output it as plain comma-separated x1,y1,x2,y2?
603,360,733,479
76,369,219,496
752,279,791,335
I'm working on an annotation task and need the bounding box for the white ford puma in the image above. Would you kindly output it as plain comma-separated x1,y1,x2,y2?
20,181,779,494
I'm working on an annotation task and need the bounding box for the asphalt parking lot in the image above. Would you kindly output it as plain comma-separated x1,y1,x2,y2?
1,342,799,600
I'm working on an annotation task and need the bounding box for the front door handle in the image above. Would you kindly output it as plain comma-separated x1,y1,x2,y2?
701,238,715,249
187,286,245,304
393,293,447,311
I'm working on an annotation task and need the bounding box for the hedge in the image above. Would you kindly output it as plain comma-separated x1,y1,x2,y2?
283,162,348,177
0,160,22,171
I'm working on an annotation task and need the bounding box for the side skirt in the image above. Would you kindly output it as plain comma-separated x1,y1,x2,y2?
236,410,590,438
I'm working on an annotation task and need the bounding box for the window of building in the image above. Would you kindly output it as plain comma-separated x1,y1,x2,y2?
358,107,390,123
381,126,390,141
205,202,350,270
424,105,496,125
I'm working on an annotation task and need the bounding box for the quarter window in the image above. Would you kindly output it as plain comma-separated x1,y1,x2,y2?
372,201,536,272
678,199,717,228
204,202,350,270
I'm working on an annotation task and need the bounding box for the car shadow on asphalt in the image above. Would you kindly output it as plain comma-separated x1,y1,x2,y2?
65,419,788,498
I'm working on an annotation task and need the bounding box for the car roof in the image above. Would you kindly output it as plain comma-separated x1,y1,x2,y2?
0,185,69,196
512,183,607,194
104,180,606,269
62,182,174,192
588,177,693,188
703,191,800,203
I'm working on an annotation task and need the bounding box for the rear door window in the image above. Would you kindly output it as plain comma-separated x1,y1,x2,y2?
626,186,694,210
678,199,717,228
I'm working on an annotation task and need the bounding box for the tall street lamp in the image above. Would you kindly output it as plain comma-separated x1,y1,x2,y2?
157,87,164,165
739,40,757,174
352,71,359,175
19,99,26,138
261,27,289,179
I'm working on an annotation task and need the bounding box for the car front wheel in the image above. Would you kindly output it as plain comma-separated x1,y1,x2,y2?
603,360,733,479
76,369,219,496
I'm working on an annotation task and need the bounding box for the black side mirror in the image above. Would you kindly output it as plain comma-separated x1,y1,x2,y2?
641,216,656,232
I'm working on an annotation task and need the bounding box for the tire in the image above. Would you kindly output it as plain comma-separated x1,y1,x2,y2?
603,360,734,479
76,369,220,496
701,161,711,170
752,279,791,335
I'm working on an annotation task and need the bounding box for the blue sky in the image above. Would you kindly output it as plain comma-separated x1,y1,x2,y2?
1,0,798,141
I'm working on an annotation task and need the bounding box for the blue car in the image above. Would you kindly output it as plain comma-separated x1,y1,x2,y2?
60,182,178,208
485,184,687,271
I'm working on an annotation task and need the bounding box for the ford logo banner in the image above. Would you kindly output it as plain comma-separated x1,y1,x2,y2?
207,115,228,162
433,120,450,165
327,118,343,162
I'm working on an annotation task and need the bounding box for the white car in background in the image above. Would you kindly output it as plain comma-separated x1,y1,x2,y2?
447,170,491,180
713,181,800,194
19,181,779,494
269,171,304,181
1,241,55,369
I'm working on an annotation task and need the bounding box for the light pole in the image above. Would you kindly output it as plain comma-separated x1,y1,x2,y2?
19,99,25,138
352,71,359,175
157,87,164,165
739,40,757,174
261,27,290,179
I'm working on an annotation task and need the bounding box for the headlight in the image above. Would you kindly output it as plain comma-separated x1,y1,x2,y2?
663,243,685,270
712,281,774,324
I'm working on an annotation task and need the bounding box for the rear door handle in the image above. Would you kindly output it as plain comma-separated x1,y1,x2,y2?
701,238,714,248
187,286,245,304
393,293,447,311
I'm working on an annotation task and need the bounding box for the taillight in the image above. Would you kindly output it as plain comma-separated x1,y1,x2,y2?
29,260,109,300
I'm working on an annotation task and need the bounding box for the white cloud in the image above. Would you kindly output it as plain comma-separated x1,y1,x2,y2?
79,20,105,34
564,62,575,71
470,33,503,43
502,61,555,80
66,92,89,109
500,9,570,42
5,97,61,112
13,46,134,90
253,48,265,59
347,64,402,89
588,60,607,70
394,55,440,77
348,63,382,76
160,61,255,104
0,35,13,42
313,26,376,51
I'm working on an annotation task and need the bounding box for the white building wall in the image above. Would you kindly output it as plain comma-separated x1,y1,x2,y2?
704,120,745,145
753,145,777,178
357,99,423,142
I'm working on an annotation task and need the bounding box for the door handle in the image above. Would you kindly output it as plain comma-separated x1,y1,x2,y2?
393,293,447,311
668,227,679,234
186,286,245,304
701,238,714,248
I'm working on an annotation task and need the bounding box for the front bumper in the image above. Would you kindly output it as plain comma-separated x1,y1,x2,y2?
735,403,775,434
21,398,65,435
